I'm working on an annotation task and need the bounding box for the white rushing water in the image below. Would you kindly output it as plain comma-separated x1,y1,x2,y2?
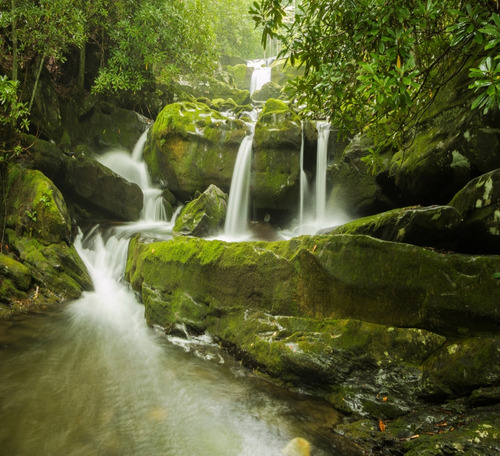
0,132,343,455
315,121,331,226
248,59,272,95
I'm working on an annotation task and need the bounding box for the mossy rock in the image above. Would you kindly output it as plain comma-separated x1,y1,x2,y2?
223,64,252,91
177,75,250,106
328,205,462,250
251,81,283,103
4,164,71,244
449,169,500,254
422,337,500,397
173,184,228,237
144,101,249,201
270,59,305,87
253,99,302,211
6,230,92,301
126,234,500,337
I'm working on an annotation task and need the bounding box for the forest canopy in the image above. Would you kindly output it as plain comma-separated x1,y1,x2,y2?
251,0,500,163
0,0,263,150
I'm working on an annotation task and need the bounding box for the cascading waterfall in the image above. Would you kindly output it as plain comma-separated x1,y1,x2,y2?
315,121,331,225
299,122,310,230
248,59,272,95
223,122,256,240
0,131,339,456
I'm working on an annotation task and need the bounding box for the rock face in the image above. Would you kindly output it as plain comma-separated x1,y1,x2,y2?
449,168,500,254
252,99,302,211
0,165,92,316
28,136,144,223
126,232,500,454
173,185,228,237
327,205,463,250
144,101,249,201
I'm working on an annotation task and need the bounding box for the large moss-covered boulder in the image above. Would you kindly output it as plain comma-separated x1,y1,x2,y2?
253,99,302,211
0,165,91,316
144,101,249,201
173,184,228,237
251,81,282,103
223,64,253,91
127,234,500,338
449,169,500,254
126,233,500,422
176,75,250,106
328,205,462,250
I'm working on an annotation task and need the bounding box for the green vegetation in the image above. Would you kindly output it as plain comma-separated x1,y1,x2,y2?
251,1,500,165
0,0,263,161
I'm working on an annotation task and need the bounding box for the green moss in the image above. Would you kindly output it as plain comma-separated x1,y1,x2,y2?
0,253,32,290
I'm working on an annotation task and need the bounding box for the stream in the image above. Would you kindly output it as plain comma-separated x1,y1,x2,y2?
0,227,345,456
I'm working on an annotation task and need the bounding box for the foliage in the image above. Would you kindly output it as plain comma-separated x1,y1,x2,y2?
0,75,29,162
251,0,499,169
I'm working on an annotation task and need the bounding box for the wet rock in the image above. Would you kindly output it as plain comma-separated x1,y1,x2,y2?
126,233,500,337
327,134,397,217
4,165,71,244
327,205,462,250
251,81,282,103
449,169,500,254
0,165,91,315
282,437,310,456
62,156,143,222
79,101,150,152
388,72,500,206
144,101,249,201
253,99,302,211
222,64,252,91
173,184,228,237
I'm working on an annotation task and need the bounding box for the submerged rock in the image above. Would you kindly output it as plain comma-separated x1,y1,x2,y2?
173,184,228,237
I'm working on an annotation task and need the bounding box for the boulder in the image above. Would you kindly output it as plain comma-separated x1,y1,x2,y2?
78,101,150,152
143,101,249,200
126,234,500,338
4,165,71,244
251,81,282,103
252,99,302,211
25,136,144,223
328,134,397,217
173,184,228,237
223,64,253,91
388,73,500,206
126,233,500,421
62,155,143,222
327,205,462,250
449,169,500,254
0,165,92,316
176,75,250,106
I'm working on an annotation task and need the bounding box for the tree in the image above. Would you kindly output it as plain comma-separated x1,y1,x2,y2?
251,0,499,166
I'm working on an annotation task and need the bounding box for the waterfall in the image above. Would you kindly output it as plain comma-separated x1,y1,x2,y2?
315,121,331,225
248,59,272,95
223,126,255,239
299,122,310,229
97,129,176,237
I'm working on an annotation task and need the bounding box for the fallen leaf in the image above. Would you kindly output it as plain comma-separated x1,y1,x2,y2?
379,420,386,432
312,244,317,252
435,421,448,427
383,396,388,402
410,434,420,439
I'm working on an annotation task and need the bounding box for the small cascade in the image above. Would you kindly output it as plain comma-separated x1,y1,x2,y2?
224,126,255,239
315,121,331,225
248,59,272,95
97,129,179,238
299,122,311,230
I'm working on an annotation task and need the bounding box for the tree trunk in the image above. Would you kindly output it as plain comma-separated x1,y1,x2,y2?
11,0,18,82
28,54,45,113
78,39,86,90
